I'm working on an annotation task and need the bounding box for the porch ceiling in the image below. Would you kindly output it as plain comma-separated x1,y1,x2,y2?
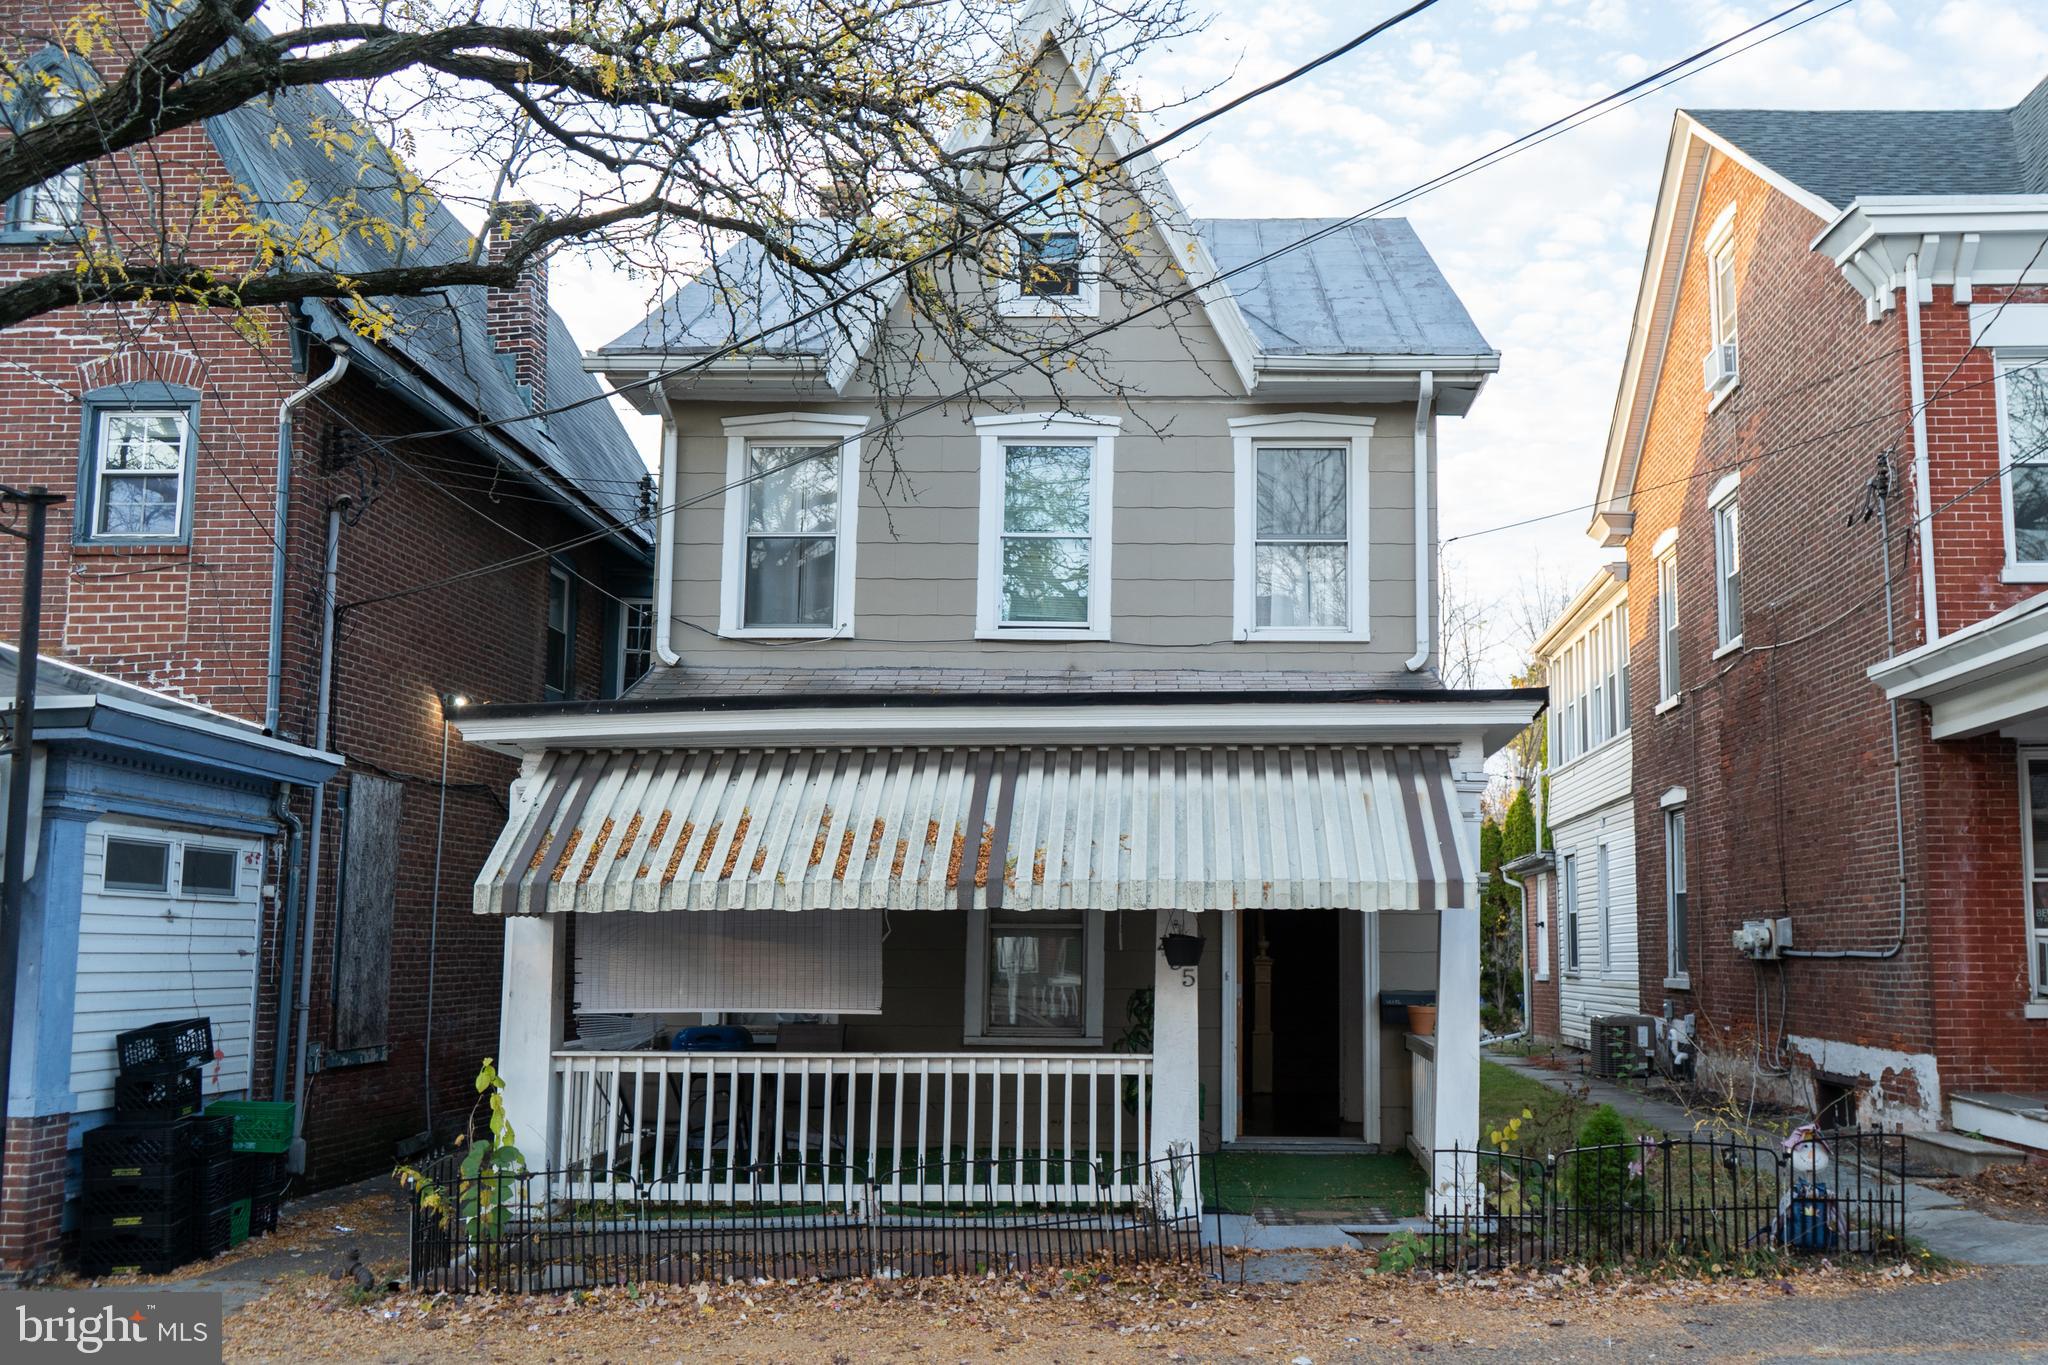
474,743,1475,916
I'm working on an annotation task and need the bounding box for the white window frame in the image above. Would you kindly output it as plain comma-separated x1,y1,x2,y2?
719,412,867,639
1709,473,1743,654
997,166,1100,319
544,565,573,698
2020,750,2048,1007
1655,528,1680,708
1562,853,1580,975
90,408,191,542
1533,875,1551,982
1596,842,1612,973
1228,413,1376,642
1665,805,1690,990
616,596,653,692
1994,351,2048,583
962,905,1106,1046
1701,205,1739,398
974,412,1118,640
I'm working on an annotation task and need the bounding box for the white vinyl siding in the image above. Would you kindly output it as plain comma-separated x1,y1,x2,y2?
1549,794,1639,1047
70,822,264,1114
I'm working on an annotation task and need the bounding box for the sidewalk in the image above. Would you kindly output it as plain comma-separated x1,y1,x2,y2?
1487,1052,2048,1266
154,1174,409,1312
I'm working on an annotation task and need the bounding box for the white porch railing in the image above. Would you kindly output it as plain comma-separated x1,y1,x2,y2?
550,1051,1153,1208
1407,1033,1437,1164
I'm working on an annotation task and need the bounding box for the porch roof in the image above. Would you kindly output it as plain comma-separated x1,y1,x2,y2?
474,742,1476,916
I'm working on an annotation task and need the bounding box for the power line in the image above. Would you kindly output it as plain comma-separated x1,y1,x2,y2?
338,0,1852,613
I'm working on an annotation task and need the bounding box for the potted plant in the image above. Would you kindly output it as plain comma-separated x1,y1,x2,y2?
1407,1003,1437,1036
1159,931,1204,968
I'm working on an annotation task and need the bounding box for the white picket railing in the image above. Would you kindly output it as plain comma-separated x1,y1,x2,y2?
1407,1032,1437,1163
549,1051,1153,1207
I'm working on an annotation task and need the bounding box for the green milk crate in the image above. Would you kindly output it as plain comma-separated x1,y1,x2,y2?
203,1100,295,1154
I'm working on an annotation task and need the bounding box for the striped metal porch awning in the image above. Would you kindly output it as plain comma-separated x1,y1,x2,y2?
474,744,1474,916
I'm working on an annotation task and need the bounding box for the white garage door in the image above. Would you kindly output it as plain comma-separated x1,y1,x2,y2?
70,821,266,1114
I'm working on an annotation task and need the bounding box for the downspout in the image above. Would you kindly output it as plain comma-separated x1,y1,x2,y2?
1903,252,1940,644
266,346,350,735
1405,371,1436,672
650,386,682,667
287,500,348,1172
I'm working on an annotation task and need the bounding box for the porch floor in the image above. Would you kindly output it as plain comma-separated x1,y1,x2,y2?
1202,1150,1426,1220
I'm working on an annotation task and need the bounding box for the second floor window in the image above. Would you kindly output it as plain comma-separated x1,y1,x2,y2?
1230,414,1374,641
1548,597,1627,766
76,384,200,547
718,413,866,639
544,566,572,697
1997,353,2048,574
1656,543,1680,704
617,598,653,693
975,413,1117,639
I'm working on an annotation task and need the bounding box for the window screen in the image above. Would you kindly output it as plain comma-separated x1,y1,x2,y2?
103,837,169,892
181,846,238,897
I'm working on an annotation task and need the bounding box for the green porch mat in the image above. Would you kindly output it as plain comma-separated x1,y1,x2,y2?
1202,1150,1427,1219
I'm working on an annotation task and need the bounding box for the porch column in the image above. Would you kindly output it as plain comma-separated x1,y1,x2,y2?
498,914,565,1171
1149,908,1202,1218
1429,741,1488,1214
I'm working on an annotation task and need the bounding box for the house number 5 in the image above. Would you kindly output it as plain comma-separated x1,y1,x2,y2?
1180,967,1196,988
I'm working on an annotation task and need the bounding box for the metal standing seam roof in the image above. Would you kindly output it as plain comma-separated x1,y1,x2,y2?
202,87,653,539
597,217,1491,361
475,743,1475,916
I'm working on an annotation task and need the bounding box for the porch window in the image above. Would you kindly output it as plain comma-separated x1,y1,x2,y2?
1665,806,1689,987
719,413,866,638
2024,754,2048,1000
964,905,1106,1044
1996,354,2048,575
1562,853,1580,974
975,414,1117,639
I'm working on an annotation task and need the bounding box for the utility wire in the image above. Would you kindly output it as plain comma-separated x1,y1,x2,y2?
338,0,1851,612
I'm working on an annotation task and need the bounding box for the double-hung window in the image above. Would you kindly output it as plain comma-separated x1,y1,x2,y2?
999,164,1097,317
975,413,1116,639
1710,474,1742,650
1596,843,1612,972
4,52,90,236
1996,353,2048,579
2022,752,2048,1002
1665,804,1690,987
964,905,1105,1044
719,413,866,638
1614,602,1630,732
1562,853,1581,974
76,385,199,546
544,566,573,698
1589,621,1606,749
616,597,653,693
1656,535,1680,705
1701,206,1739,395
1230,415,1374,641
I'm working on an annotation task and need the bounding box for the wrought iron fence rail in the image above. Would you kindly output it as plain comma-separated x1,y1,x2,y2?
1428,1128,1909,1273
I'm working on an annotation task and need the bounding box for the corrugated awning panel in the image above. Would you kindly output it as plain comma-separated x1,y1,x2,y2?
473,744,1474,915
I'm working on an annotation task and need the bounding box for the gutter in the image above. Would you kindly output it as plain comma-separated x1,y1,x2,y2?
650,386,682,667
1406,370,1436,673
267,345,351,734
1903,249,1941,643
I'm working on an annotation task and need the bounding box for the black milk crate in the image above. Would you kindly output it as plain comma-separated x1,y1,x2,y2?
78,1229,193,1277
195,1203,235,1259
81,1197,194,1240
116,1018,213,1075
114,1067,203,1122
238,1151,286,1201
82,1179,186,1221
194,1155,239,1211
83,1117,231,1182
250,1191,280,1236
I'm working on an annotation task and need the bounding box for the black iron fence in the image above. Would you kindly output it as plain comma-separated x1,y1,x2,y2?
1428,1128,1908,1272
406,1149,1219,1293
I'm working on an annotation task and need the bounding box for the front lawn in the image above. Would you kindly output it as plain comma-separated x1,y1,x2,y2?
1480,1059,1657,1155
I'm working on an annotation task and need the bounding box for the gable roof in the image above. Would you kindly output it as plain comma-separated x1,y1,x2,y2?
1687,73,2048,211
203,84,653,544
597,214,1490,365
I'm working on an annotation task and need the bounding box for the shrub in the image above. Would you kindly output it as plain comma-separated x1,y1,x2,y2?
1567,1104,1631,1208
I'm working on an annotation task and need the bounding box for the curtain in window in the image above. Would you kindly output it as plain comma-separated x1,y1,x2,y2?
1254,445,1347,629
745,444,838,627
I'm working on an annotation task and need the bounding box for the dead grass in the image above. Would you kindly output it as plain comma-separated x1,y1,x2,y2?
52,1191,406,1290
217,1248,1958,1363
1932,1162,2048,1224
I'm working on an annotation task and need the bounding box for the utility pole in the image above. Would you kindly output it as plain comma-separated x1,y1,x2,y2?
0,483,65,1213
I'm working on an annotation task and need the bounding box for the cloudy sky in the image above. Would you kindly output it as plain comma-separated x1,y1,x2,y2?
546,0,2048,680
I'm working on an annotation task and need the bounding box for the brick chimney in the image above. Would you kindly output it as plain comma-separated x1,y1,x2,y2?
486,201,548,413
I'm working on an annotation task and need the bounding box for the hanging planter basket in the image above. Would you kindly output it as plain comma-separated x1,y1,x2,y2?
1159,932,1205,969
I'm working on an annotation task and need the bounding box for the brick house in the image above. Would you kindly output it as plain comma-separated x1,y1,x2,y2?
0,10,653,1276
1561,74,2048,1146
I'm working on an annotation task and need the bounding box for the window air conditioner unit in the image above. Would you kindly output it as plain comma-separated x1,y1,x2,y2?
1702,343,1738,391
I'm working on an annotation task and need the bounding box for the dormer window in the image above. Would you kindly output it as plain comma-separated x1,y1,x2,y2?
999,165,1097,317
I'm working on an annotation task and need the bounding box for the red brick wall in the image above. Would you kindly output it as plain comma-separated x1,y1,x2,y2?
1624,151,2048,1119
0,1115,70,1282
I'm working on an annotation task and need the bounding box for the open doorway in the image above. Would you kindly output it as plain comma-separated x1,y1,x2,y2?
1238,909,1350,1138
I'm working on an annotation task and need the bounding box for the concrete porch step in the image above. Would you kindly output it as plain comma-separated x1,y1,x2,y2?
1906,1127,2028,1178
1952,1091,2048,1156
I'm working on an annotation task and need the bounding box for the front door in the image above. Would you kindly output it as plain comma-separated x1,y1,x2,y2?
1238,909,1348,1138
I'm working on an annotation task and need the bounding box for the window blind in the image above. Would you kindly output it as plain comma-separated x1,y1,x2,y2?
573,909,884,1014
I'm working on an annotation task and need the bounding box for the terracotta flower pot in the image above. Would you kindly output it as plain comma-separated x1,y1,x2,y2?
1407,1004,1438,1037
